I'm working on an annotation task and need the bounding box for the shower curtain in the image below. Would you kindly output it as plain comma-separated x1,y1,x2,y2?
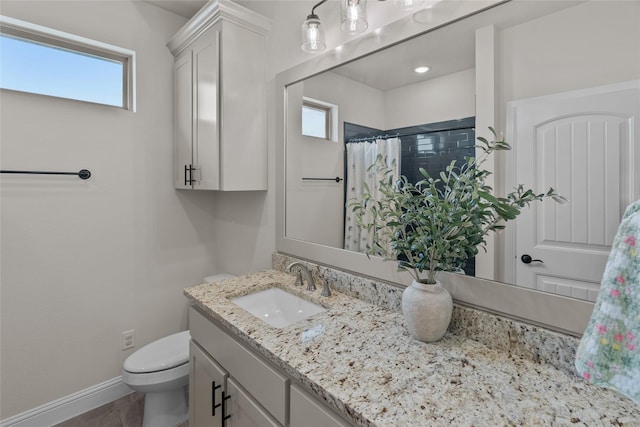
344,137,401,253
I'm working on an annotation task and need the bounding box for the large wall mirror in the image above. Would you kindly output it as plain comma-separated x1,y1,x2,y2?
276,0,640,335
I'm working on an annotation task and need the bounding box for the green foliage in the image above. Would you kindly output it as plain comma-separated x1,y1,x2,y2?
349,128,566,284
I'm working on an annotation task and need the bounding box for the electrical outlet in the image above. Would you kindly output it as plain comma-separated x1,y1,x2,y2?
122,330,135,351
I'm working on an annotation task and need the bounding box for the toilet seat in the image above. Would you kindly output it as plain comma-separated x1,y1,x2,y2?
122,361,189,390
124,330,190,374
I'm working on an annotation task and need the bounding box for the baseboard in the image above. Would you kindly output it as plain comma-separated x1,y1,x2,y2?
0,376,134,427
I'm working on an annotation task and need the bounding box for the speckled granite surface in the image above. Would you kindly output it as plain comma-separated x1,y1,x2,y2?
184,269,640,427
273,253,581,377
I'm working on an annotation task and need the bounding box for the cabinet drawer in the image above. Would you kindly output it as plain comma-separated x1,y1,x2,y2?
190,307,288,425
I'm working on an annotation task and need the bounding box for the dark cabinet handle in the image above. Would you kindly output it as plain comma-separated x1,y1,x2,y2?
212,382,222,416
521,254,544,264
184,164,195,186
222,391,231,424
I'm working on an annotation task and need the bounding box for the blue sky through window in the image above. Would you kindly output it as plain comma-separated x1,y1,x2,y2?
302,104,328,139
0,34,124,107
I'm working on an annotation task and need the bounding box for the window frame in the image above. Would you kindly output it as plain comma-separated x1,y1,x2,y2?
0,15,136,111
302,97,337,142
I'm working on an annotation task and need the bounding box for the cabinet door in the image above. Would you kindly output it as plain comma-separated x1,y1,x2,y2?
290,384,352,427
190,341,227,427
225,377,281,427
174,51,193,189
192,27,220,190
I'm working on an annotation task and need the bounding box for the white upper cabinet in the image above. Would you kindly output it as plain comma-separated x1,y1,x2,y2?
168,1,270,190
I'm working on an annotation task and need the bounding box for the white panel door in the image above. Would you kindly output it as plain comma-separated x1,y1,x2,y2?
509,81,640,301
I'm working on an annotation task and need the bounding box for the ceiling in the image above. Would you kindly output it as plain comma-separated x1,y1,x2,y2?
143,0,584,91
331,0,583,91
144,0,207,18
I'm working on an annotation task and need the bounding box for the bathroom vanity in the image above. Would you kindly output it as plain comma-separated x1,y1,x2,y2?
189,305,350,427
184,264,640,426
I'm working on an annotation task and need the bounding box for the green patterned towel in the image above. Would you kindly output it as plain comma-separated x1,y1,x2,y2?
575,200,640,405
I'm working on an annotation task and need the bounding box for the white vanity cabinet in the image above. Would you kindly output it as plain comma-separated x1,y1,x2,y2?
189,341,228,426
290,384,351,427
189,306,354,427
189,306,285,426
168,1,269,191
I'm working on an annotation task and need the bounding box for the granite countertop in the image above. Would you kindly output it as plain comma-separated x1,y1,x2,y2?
184,269,640,426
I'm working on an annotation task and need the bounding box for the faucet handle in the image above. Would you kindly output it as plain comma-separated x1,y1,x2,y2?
321,281,331,297
293,271,303,287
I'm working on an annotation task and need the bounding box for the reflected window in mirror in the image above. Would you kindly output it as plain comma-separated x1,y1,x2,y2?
302,98,337,141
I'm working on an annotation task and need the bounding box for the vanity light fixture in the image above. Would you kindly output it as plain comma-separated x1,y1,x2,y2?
302,0,372,53
341,0,368,34
414,66,430,73
393,0,425,10
301,0,328,53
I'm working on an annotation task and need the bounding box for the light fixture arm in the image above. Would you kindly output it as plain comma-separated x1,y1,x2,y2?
310,0,329,17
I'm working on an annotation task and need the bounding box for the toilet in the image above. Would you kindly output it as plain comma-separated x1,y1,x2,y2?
122,273,235,427
122,330,191,427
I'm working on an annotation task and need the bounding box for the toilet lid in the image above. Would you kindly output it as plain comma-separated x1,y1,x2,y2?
124,330,190,373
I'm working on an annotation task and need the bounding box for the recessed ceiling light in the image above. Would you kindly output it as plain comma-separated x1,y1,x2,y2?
414,66,430,74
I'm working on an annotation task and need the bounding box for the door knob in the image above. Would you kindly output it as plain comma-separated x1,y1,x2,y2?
521,254,544,264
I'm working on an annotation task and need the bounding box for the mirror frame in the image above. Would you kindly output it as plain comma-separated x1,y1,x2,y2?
275,0,594,336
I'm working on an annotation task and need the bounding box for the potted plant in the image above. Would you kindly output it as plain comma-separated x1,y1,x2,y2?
349,128,565,342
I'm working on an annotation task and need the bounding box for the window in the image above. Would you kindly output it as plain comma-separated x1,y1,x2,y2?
0,16,135,110
302,98,337,141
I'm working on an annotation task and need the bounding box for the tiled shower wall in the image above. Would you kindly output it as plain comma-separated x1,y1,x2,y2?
343,117,476,182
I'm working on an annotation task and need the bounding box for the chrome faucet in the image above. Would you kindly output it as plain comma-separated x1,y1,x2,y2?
285,262,332,296
285,262,316,292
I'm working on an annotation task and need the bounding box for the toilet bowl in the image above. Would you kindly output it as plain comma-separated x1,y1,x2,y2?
122,273,234,427
122,331,191,427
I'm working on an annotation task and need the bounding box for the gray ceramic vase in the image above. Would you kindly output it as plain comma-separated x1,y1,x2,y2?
401,280,453,342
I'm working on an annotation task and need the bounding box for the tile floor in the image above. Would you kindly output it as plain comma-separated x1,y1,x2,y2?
52,392,188,427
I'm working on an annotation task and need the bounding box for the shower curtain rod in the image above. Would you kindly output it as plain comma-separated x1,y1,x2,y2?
346,123,476,144
346,133,400,143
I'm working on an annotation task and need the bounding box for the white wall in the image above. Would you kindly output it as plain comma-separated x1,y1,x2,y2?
286,72,386,248
0,0,220,418
384,68,476,129
498,0,640,123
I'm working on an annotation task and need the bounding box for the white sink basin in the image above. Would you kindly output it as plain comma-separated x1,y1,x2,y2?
231,287,326,329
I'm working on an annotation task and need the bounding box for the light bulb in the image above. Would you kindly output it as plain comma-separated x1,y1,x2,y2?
341,0,368,35
394,0,425,10
301,14,326,53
